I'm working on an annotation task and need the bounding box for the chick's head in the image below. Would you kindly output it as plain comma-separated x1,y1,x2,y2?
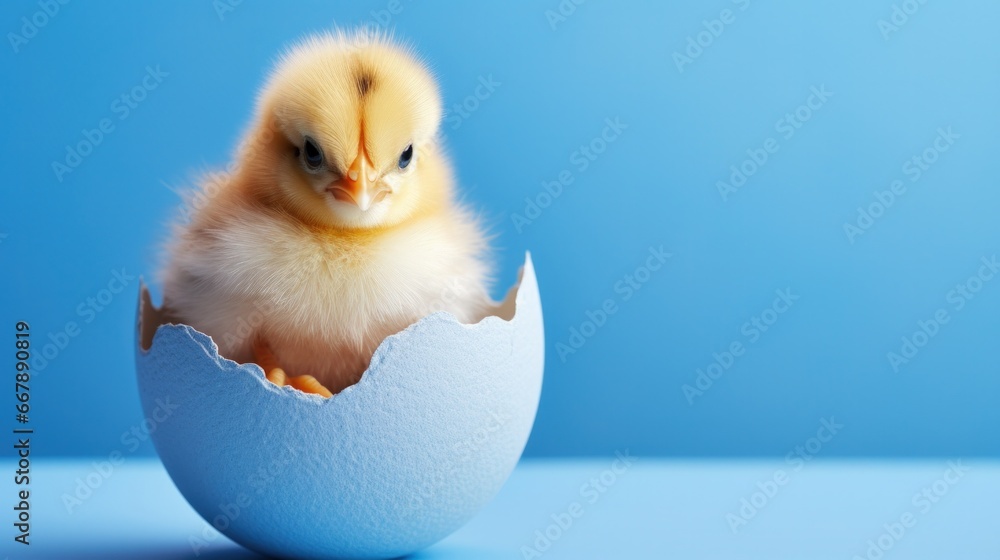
242,31,446,230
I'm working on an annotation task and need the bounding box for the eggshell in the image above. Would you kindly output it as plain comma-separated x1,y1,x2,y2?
134,253,543,560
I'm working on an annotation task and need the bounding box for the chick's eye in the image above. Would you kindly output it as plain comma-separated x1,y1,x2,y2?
398,144,413,170
302,136,324,170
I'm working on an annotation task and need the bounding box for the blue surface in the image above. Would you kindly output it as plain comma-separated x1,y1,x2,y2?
4,458,999,559
2,0,1000,459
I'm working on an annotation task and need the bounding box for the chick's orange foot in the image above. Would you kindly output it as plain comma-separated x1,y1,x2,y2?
265,368,334,398
254,337,333,398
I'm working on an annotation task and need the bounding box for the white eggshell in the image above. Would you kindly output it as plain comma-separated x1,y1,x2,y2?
134,253,543,560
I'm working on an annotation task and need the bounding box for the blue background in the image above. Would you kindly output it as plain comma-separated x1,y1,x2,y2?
1,0,998,460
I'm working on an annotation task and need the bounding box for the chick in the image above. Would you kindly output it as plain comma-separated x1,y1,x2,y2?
161,31,492,397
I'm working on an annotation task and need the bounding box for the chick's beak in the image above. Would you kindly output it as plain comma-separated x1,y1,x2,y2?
328,153,387,212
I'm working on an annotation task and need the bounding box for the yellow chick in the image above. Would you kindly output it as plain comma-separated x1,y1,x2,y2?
161,31,492,397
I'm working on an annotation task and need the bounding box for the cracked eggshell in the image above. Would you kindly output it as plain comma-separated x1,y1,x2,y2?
134,253,543,560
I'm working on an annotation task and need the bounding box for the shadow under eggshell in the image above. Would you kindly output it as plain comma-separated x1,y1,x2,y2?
134,253,544,560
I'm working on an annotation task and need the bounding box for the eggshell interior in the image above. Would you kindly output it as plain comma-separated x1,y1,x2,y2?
134,253,544,560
